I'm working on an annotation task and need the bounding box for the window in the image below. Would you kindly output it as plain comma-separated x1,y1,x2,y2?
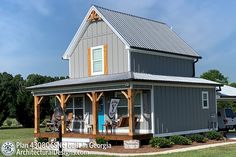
115,91,143,121
202,91,209,109
91,45,104,75
66,96,85,120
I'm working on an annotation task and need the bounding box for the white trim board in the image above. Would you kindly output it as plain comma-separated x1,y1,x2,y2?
151,85,155,134
112,128,152,134
154,129,213,137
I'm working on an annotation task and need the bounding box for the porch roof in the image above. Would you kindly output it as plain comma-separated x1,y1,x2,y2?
27,72,221,90
217,85,236,101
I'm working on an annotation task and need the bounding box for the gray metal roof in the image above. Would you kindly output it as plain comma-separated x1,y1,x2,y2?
63,5,201,59
27,72,220,90
95,5,201,58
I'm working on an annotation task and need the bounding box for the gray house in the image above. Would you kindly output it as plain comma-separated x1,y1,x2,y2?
28,5,220,141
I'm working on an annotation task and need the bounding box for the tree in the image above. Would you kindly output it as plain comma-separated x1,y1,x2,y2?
15,74,66,127
230,82,236,88
200,69,228,85
0,72,15,126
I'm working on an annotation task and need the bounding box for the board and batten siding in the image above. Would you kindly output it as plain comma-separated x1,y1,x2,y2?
153,86,216,134
131,52,194,77
69,20,128,78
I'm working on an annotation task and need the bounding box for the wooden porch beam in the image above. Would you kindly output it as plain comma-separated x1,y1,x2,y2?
34,96,40,134
96,92,104,102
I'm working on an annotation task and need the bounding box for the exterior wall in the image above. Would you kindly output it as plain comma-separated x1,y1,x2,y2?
131,52,194,77
153,86,216,135
69,20,128,78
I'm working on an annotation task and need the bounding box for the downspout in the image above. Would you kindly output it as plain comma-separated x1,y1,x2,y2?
192,58,199,77
216,86,222,92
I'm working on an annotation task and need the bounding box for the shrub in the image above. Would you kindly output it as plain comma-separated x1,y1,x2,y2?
169,135,192,145
96,138,107,144
149,137,174,148
6,119,12,126
188,134,208,143
37,137,48,143
205,131,223,140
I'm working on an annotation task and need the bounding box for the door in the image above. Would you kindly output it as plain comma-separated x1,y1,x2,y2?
98,97,105,131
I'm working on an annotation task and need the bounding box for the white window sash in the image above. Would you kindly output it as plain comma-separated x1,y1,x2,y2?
91,45,104,75
66,95,85,119
202,91,209,109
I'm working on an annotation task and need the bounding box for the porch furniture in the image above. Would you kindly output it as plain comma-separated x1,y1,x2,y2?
102,116,138,134
45,120,55,132
71,119,84,133
84,112,93,133
45,113,60,132
102,123,113,134
66,113,73,132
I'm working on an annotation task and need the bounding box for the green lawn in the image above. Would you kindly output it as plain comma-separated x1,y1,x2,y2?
0,128,34,143
0,128,236,157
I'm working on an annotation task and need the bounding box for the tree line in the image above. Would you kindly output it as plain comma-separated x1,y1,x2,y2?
0,69,235,128
0,72,67,127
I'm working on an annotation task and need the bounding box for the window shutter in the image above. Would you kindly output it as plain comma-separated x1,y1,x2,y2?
104,44,108,75
88,48,91,77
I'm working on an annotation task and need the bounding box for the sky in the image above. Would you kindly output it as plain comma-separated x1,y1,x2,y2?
0,0,236,82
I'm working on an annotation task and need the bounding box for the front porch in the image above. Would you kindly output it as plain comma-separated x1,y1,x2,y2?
33,82,153,141
34,132,153,141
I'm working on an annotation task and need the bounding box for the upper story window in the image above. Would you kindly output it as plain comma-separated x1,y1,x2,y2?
202,91,209,109
91,45,104,75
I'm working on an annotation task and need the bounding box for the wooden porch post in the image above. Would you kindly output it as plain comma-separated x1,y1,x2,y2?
60,94,66,134
128,89,134,136
34,96,43,134
87,92,103,135
56,94,70,134
92,92,98,135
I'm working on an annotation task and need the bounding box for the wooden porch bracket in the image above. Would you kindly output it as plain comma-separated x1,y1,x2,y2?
34,96,43,134
86,93,93,102
96,92,104,102
56,95,61,104
64,94,71,104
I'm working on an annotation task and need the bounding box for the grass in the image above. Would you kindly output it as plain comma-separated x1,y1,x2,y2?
154,144,236,157
0,128,236,156
0,128,34,144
